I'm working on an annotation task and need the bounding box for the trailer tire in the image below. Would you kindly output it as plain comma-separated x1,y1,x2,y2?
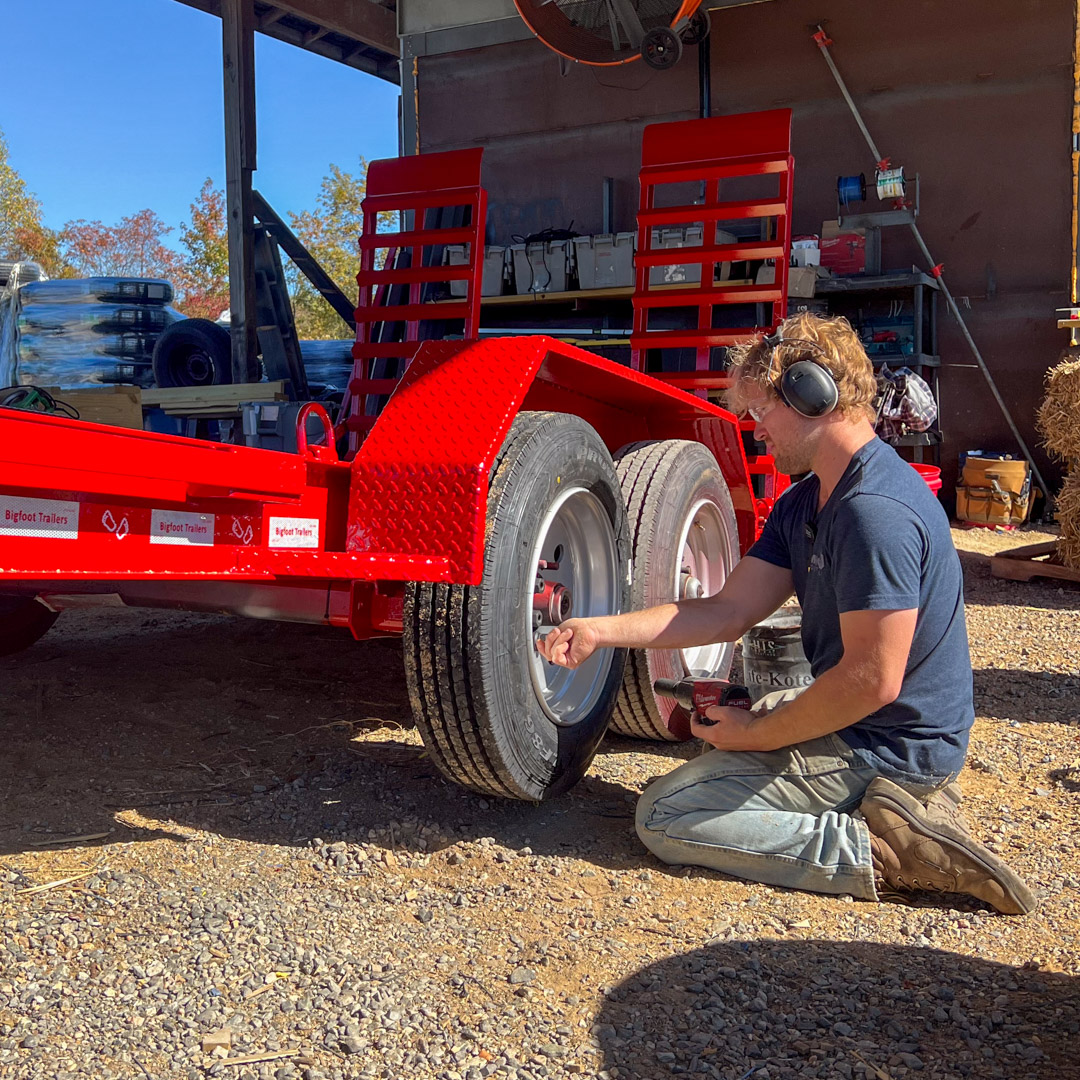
404,411,630,801
0,596,60,657
611,440,739,741
151,319,247,388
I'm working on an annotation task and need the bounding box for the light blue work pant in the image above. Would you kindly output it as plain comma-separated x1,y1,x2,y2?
635,690,948,900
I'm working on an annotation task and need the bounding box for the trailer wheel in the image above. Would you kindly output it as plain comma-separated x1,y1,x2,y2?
404,412,630,801
611,440,739,741
151,319,248,388
0,596,59,657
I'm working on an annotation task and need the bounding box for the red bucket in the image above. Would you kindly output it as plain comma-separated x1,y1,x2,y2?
910,462,942,495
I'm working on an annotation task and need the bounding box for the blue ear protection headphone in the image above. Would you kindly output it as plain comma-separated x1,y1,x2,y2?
761,329,839,418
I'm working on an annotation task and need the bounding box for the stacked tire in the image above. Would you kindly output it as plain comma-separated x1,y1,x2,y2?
15,277,181,388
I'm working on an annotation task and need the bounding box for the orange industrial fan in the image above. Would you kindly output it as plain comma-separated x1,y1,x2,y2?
514,0,710,70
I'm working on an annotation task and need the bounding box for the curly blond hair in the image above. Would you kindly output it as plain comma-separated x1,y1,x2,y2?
726,312,877,420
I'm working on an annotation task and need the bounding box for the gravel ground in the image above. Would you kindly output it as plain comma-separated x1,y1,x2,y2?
1,525,1078,1080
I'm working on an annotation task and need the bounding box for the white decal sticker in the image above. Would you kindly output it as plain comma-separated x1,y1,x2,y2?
0,496,79,539
102,510,129,540
150,509,215,546
268,517,320,549
231,518,254,545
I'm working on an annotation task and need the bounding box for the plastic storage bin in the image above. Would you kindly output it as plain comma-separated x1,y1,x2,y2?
444,245,507,298
511,241,570,295
647,226,735,286
572,232,635,289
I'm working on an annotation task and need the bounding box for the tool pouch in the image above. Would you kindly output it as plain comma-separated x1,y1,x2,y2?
956,458,1030,526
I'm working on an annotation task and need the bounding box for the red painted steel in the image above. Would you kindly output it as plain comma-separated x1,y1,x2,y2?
630,110,793,526
347,337,758,587
630,109,794,387
344,148,486,454
0,337,756,606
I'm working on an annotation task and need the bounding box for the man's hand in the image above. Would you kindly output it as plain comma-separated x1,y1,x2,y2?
691,705,764,752
537,619,601,669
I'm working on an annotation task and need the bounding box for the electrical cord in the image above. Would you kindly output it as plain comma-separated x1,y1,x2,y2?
0,384,80,419
511,224,580,293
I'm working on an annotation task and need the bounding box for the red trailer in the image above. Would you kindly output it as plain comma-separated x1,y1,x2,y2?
0,111,792,802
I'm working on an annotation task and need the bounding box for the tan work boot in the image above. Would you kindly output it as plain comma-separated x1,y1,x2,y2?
860,777,1036,915
923,781,972,834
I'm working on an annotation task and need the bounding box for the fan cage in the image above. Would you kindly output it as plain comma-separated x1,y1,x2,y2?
514,0,701,66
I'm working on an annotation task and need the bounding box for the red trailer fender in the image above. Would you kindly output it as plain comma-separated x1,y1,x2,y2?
348,336,758,586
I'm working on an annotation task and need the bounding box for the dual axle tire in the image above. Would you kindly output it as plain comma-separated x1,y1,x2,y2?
404,412,631,801
611,440,740,741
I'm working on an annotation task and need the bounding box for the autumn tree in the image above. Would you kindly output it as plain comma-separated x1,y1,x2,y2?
0,128,70,278
287,160,377,340
60,209,183,281
175,179,229,320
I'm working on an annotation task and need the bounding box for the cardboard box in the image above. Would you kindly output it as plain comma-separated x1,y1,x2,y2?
754,265,817,299
820,233,866,275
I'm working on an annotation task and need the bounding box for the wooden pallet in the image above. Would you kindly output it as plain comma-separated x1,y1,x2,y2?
989,540,1080,584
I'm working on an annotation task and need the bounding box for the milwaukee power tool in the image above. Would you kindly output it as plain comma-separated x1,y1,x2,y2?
652,677,754,724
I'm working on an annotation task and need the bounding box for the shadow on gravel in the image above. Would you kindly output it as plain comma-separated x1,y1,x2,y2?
0,609,652,868
972,667,1080,725
595,938,1080,1079
957,547,1080,611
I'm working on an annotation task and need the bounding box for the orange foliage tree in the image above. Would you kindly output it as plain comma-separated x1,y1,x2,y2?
175,179,229,320
60,210,183,281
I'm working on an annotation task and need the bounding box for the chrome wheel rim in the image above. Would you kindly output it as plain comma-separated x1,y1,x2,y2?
676,497,735,678
528,486,619,725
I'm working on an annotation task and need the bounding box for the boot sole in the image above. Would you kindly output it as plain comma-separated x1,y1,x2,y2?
868,781,1037,915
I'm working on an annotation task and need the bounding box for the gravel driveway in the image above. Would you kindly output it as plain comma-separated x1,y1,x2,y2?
1,526,1077,1080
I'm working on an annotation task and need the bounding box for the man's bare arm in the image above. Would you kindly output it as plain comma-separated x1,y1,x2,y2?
694,607,919,751
538,556,794,669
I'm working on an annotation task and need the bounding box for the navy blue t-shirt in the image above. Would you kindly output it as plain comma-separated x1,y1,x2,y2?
747,437,973,781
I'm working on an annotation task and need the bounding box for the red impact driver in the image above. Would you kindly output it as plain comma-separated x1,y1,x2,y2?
653,677,754,725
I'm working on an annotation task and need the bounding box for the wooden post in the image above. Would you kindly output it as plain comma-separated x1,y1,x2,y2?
222,0,258,385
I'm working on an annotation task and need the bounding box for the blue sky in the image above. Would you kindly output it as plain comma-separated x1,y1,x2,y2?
2,0,401,241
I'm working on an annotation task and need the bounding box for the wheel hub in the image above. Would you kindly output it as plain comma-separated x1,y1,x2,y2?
527,486,619,725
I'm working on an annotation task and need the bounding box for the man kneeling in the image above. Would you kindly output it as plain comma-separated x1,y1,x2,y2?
539,313,1034,915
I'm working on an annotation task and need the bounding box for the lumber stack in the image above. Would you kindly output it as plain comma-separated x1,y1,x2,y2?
1036,356,1080,568
141,381,287,418
44,385,143,429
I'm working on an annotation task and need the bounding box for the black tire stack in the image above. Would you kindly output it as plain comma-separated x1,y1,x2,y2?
15,277,181,388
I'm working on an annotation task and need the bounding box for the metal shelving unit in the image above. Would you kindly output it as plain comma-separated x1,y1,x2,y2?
815,270,942,463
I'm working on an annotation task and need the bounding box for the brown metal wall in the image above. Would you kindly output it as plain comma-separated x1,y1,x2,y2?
417,0,1075,502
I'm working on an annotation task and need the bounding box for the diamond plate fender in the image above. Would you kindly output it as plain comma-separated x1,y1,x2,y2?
347,337,757,586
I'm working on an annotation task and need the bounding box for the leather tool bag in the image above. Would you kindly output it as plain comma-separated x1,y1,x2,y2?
955,455,1030,526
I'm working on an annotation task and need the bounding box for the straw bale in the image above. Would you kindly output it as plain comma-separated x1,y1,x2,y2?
1057,473,1080,569
1037,356,1080,462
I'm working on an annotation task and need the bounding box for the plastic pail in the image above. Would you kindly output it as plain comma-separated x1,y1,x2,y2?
741,607,814,704
910,462,942,495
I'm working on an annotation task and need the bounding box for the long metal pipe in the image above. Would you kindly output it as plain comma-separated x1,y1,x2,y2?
1071,0,1080,341
813,26,1053,507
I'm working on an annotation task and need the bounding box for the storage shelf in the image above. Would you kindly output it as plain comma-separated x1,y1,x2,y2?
481,285,633,306
870,352,941,368
884,431,943,447
815,271,941,294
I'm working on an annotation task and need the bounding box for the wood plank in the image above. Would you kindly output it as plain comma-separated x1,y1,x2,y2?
990,541,1080,584
44,386,143,430
141,381,284,407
